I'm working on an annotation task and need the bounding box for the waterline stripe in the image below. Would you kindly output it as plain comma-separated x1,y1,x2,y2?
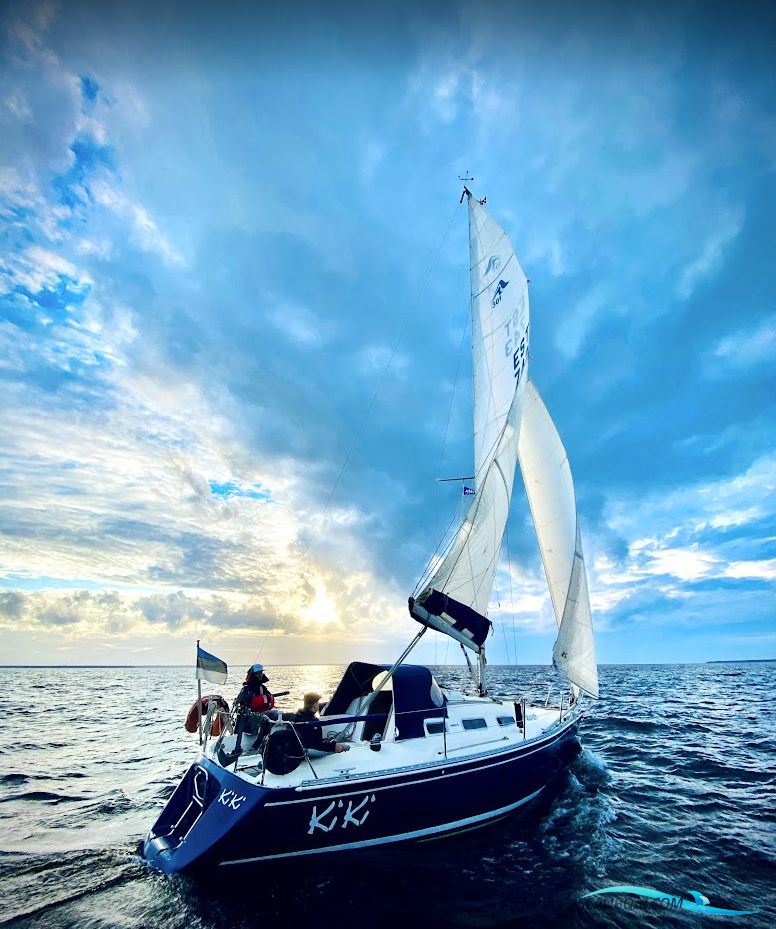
220,786,545,864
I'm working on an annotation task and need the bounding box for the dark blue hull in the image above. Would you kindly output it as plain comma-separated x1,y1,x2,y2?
143,720,580,873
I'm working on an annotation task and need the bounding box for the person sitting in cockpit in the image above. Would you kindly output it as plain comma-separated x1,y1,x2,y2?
285,692,348,754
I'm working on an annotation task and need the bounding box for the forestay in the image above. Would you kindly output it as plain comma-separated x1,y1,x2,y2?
517,381,599,697
410,195,530,651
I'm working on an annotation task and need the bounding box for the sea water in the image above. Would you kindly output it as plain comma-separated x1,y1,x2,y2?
0,663,773,929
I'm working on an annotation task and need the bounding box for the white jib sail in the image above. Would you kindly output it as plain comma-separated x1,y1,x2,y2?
416,197,530,630
517,380,599,697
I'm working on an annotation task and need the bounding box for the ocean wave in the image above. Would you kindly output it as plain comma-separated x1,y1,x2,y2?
0,790,92,805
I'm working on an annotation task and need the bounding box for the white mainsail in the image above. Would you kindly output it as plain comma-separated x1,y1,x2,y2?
517,380,599,697
410,195,530,651
468,196,530,484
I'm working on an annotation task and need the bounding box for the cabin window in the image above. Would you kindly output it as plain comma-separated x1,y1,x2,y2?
497,716,516,727
462,717,487,731
425,718,446,735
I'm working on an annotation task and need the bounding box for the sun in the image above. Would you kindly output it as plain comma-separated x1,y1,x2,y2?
300,578,339,625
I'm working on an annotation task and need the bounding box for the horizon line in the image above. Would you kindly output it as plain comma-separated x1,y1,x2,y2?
0,659,773,669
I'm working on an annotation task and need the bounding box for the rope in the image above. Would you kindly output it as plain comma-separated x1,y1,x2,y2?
256,199,463,659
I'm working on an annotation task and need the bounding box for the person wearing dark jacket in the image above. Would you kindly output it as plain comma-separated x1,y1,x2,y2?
285,692,347,754
236,663,276,718
232,663,278,757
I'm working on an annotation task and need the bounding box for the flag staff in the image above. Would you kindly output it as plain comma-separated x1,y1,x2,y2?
196,639,203,746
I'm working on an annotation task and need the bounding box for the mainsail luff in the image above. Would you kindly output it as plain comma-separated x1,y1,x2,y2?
410,194,529,651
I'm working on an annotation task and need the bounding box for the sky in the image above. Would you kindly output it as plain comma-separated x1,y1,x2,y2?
0,0,774,673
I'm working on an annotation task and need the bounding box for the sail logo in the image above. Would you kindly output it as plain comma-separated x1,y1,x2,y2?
582,886,755,917
307,793,376,835
491,279,509,307
485,255,502,276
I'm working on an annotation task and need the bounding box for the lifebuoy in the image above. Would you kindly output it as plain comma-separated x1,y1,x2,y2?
185,695,230,734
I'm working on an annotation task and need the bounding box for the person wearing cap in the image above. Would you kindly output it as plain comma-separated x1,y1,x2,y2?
285,692,347,754
230,663,279,758
236,663,277,724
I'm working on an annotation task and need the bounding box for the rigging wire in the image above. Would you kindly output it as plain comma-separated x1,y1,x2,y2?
434,299,471,553
505,521,518,667
495,584,511,667
433,302,469,676
256,199,464,660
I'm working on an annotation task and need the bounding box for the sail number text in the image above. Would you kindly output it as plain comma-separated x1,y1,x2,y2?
506,318,529,383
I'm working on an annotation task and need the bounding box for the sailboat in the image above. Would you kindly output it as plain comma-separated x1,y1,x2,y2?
142,189,599,873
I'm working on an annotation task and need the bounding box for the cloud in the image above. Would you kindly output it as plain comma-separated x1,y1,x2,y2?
267,300,331,347
676,210,743,299
707,314,776,372
724,559,776,581
578,452,776,640
556,283,608,359
89,179,184,266
1,243,85,295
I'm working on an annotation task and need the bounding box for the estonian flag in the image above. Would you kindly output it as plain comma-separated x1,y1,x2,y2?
196,645,228,684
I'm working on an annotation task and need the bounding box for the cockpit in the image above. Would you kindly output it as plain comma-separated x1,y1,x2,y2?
321,661,446,743
209,661,449,780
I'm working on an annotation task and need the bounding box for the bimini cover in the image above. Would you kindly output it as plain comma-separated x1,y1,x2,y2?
323,662,445,740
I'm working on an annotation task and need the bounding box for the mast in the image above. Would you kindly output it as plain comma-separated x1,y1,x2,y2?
465,186,488,696
409,190,530,693
477,649,487,696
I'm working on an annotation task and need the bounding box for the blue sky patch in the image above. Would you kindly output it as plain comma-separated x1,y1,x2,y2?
80,75,99,102
209,481,271,502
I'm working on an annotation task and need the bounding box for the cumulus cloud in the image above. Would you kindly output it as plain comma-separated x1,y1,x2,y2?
580,454,776,635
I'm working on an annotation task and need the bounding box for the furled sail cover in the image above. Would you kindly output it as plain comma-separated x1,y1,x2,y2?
410,196,530,652
517,380,599,697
